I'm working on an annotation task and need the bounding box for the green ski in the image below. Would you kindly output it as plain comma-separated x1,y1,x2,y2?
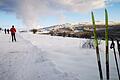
105,9,109,80
91,12,103,80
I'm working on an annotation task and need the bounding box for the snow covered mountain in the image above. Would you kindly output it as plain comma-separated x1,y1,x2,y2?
40,21,120,31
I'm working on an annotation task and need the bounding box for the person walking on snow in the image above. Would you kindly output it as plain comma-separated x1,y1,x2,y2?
7,29,9,34
4,28,7,34
10,25,16,42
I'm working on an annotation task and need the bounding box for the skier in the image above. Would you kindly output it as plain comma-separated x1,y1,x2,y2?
10,25,16,42
7,29,9,34
4,28,7,34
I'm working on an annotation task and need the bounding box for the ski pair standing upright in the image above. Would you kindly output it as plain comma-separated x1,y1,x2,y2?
92,9,109,80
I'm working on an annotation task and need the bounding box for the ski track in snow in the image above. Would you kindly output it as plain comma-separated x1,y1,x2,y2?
0,32,79,80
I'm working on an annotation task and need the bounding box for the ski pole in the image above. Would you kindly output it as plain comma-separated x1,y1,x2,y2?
116,39,120,58
110,38,120,80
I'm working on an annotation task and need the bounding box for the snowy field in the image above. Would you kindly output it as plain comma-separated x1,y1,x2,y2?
0,31,119,80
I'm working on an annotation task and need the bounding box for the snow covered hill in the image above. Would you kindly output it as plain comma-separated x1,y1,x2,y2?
40,21,120,31
0,31,119,80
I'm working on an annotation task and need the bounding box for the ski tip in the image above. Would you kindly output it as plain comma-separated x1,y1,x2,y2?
105,8,107,11
105,9,108,14
91,12,93,16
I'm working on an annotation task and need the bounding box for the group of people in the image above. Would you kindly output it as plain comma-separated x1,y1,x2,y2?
4,25,17,42
4,28,10,34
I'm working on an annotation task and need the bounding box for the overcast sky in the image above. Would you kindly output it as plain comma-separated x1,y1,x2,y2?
0,0,120,28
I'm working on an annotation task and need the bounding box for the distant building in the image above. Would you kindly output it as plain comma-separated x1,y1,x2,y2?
49,27,73,36
74,27,84,32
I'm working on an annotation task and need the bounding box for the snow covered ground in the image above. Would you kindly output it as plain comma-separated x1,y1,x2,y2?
0,31,119,80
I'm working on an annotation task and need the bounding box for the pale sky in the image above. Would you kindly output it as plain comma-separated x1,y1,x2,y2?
0,0,120,28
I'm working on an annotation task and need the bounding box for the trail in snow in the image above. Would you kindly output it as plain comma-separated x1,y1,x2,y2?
0,32,79,80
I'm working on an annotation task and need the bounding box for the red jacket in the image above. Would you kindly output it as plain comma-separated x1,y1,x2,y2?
10,27,16,33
